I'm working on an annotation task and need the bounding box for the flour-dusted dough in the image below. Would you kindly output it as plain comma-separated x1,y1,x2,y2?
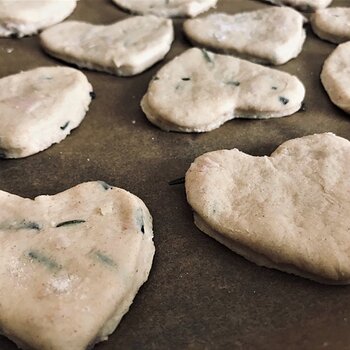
0,0,76,38
0,181,155,350
40,16,174,76
311,7,350,44
141,48,305,132
261,0,332,11
112,0,217,17
321,42,350,114
186,133,350,284
184,7,306,65
0,67,92,158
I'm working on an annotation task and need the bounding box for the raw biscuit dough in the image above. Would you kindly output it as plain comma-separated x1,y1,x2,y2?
184,7,306,65
111,0,217,18
0,67,92,158
185,133,350,284
311,7,350,44
40,16,174,76
141,48,305,132
261,0,332,11
0,0,77,37
321,42,350,114
0,181,155,350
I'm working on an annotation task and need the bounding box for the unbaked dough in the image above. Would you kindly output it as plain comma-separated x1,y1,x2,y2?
0,67,92,158
184,7,306,65
141,48,305,132
0,181,155,350
0,0,76,37
185,133,350,284
40,16,174,76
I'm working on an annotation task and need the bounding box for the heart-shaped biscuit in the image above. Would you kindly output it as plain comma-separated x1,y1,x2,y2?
0,67,92,158
185,133,350,284
112,0,217,18
141,48,305,132
0,0,77,37
260,0,332,11
184,7,306,65
0,181,155,349
40,16,174,76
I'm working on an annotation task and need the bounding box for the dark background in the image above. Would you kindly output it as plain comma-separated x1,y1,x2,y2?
0,0,349,349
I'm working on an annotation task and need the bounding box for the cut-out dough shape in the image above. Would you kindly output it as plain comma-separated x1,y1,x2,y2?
141,48,305,132
260,0,332,11
111,0,217,18
311,7,350,44
0,0,77,37
0,67,92,158
184,7,306,65
321,41,350,114
0,181,155,349
40,16,174,76
186,133,350,284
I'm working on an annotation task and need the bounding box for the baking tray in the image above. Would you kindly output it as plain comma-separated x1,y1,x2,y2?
1,0,350,349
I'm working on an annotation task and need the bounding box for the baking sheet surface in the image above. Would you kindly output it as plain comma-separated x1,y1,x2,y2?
0,0,350,349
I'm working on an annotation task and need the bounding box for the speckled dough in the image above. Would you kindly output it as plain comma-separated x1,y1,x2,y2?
0,67,92,158
40,16,174,76
0,181,155,350
141,48,305,132
321,42,350,114
186,133,350,284
184,7,306,65
311,7,350,44
0,0,76,37
112,0,217,17
261,0,332,11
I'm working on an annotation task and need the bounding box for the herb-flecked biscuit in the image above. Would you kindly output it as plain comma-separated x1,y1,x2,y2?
0,181,155,350
184,7,306,65
186,133,350,284
40,16,174,76
141,48,305,132
0,0,76,38
0,67,92,158
111,0,217,18
311,7,350,44
260,0,332,11
321,42,350,114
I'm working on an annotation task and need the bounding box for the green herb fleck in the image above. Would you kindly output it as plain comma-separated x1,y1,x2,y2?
279,96,289,105
1,220,41,231
56,220,86,228
225,80,240,86
89,91,96,99
271,86,277,90
201,48,213,64
93,250,117,268
60,121,70,130
136,208,145,234
153,76,159,81
181,77,191,81
26,250,62,272
98,181,113,190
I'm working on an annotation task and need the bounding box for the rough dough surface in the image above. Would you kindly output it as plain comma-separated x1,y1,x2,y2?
321,42,350,114
0,181,155,350
0,67,92,158
112,0,217,17
260,0,332,11
184,7,306,65
0,0,76,37
311,7,350,44
141,48,305,132
185,133,350,284
40,16,174,76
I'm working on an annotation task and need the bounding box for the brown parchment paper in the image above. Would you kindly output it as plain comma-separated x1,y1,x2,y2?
0,0,350,349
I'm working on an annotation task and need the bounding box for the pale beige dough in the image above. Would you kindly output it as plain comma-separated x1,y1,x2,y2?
0,0,76,37
141,48,305,132
0,181,155,350
112,0,217,17
184,7,306,65
261,0,332,11
40,16,174,76
321,42,350,114
185,133,350,284
0,67,92,159
311,7,350,44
